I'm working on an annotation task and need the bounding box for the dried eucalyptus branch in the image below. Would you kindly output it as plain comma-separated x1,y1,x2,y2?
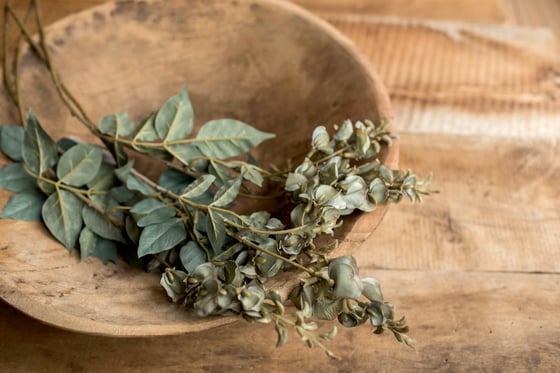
0,0,437,359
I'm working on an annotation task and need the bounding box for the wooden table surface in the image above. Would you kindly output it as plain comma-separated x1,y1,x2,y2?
1,0,559,371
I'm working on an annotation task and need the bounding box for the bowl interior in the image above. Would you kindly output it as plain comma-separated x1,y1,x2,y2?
0,0,395,336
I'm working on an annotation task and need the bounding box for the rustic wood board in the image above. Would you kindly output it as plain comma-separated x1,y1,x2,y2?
294,0,511,23
1,270,559,371
2,0,560,371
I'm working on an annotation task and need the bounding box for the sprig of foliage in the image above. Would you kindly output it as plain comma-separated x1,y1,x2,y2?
0,0,436,359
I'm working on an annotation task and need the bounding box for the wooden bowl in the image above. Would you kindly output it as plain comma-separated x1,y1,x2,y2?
0,0,397,336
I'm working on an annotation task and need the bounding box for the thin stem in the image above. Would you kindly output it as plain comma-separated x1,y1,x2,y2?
22,164,123,229
265,310,340,360
22,163,107,196
223,217,314,237
238,191,284,200
3,2,16,103
12,1,35,126
4,3,44,60
313,145,351,164
204,157,272,176
73,191,125,229
129,167,251,226
6,1,98,133
2,0,32,125
32,0,93,125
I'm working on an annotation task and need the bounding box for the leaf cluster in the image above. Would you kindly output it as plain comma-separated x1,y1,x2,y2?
0,0,437,360
0,101,432,357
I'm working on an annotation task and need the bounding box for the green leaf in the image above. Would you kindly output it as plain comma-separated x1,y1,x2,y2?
137,218,186,257
0,125,24,161
211,176,242,207
361,278,384,303
130,198,175,227
206,208,226,255
133,113,159,142
102,138,128,167
87,163,117,192
158,168,194,194
114,161,154,196
328,256,363,299
42,189,84,251
369,178,387,204
109,186,137,203
255,239,283,278
79,227,118,264
0,190,45,220
333,119,353,141
125,215,141,244
379,165,394,184
313,298,343,321
275,321,288,347
179,241,207,272
166,143,202,166
136,206,176,227
127,175,154,196
81,199,125,243
23,109,58,175
181,174,215,199
0,163,36,192
56,143,103,187
99,113,135,166
208,159,230,186
57,137,78,152
131,113,172,158
312,126,330,150
212,242,245,262
114,161,133,183
241,164,264,187
130,198,167,214
155,85,194,141
99,113,136,137
195,119,275,159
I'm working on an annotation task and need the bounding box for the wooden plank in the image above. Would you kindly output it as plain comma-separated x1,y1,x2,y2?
292,0,511,23
326,17,560,122
354,133,560,273
1,269,559,371
506,0,560,37
317,17,560,273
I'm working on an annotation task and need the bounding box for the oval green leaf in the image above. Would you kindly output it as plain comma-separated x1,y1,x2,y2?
179,241,207,273
23,109,58,175
99,112,136,137
195,119,275,159
42,189,84,251
79,227,118,264
0,163,36,192
0,124,24,161
181,174,215,199
137,218,187,257
0,190,45,221
57,143,103,187
155,85,194,141
82,203,125,243
206,208,226,255
211,176,242,207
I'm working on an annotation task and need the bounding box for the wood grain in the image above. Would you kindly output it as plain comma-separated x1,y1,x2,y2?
357,133,560,273
1,269,559,372
2,0,560,371
292,0,511,23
